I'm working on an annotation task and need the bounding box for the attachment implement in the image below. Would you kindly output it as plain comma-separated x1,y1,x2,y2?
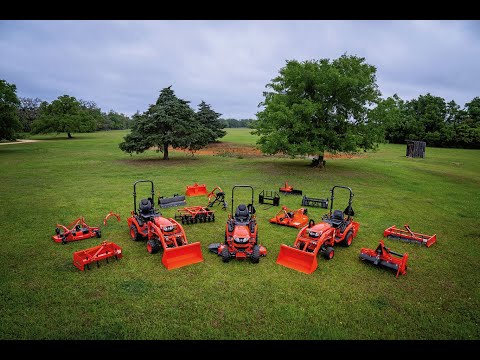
359,240,408,278
53,216,101,244
185,183,208,196
279,181,303,195
269,206,309,229
73,241,123,271
384,224,436,247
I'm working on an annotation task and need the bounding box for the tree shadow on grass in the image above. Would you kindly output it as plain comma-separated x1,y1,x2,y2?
117,156,202,167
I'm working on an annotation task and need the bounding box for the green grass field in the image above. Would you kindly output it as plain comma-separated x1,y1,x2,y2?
0,129,478,340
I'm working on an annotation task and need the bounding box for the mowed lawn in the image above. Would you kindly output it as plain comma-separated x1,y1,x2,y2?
0,129,478,340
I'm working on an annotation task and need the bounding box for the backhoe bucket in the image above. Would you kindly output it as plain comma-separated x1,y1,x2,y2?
276,244,318,274
162,242,204,270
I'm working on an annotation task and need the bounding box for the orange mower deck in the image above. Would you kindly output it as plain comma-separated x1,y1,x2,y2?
269,206,309,228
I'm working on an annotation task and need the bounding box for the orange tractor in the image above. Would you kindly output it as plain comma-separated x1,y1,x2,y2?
276,185,360,274
127,180,203,270
209,185,267,263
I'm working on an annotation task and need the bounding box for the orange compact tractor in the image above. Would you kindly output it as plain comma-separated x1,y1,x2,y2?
276,185,360,274
269,206,309,228
127,180,203,270
208,185,267,263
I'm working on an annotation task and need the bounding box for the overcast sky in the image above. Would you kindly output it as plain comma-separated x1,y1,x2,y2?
1,20,479,118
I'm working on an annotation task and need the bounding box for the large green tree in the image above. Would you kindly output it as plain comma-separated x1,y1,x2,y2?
0,79,21,141
31,95,97,138
119,86,211,160
17,97,42,132
254,55,381,166
195,101,226,142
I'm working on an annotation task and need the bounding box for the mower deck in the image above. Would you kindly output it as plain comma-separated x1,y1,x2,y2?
269,206,309,228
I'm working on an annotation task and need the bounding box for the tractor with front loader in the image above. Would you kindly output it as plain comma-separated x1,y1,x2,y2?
209,185,267,263
276,185,360,274
127,180,203,270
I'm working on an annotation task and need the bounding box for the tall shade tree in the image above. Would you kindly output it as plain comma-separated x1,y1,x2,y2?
119,86,211,160
31,95,96,138
0,79,21,141
254,55,381,167
17,97,42,132
195,101,226,142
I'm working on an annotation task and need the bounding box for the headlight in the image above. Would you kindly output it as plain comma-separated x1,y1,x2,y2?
308,230,321,238
162,225,174,232
233,237,248,243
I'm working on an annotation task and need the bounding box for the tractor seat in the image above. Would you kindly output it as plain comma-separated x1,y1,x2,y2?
234,204,250,224
328,209,345,228
139,198,154,217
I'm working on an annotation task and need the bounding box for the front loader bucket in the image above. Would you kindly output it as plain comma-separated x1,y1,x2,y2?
162,242,204,270
276,244,318,274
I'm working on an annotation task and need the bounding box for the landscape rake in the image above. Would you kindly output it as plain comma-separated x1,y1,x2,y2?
359,240,408,278
73,241,123,271
384,224,436,247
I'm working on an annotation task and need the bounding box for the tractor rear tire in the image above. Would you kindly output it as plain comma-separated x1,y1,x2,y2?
147,239,161,254
324,247,335,260
251,245,260,264
130,225,140,241
221,247,231,263
342,230,353,247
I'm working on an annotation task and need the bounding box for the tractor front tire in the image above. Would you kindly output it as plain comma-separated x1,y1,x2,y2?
342,230,353,247
221,247,231,263
147,239,161,254
324,247,335,260
130,225,140,241
251,245,260,264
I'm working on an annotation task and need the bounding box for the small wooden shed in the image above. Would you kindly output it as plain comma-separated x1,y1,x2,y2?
406,140,426,158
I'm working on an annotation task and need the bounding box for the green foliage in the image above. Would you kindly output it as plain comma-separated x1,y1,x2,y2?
102,110,131,130
119,86,213,159
221,118,256,128
254,55,382,164
195,101,226,142
370,93,480,148
79,100,104,131
31,95,97,138
0,79,21,141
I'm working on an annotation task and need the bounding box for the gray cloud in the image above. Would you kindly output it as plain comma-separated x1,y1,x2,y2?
0,20,478,118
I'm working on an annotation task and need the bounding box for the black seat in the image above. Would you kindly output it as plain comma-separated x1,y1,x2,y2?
329,209,345,227
139,198,154,218
234,204,250,223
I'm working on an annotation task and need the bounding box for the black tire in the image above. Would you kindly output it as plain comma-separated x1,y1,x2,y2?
181,216,186,225
251,245,260,264
95,229,102,238
176,238,184,246
221,246,231,263
61,236,67,245
55,227,60,235
308,219,315,228
255,231,258,245
130,224,140,241
324,247,334,260
342,230,353,247
212,213,215,222
147,239,161,254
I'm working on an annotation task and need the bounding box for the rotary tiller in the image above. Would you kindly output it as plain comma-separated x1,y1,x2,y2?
208,185,267,263
73,241,123,271
384,224,436,247
126,180,204,270
359,240,408,278
269,206,309,229
276,185,359,274
53,217,101,244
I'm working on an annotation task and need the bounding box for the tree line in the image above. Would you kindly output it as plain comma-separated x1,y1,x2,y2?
221,118,256,128
0,79,131,141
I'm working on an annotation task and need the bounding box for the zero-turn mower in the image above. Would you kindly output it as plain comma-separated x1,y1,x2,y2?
126,180,203,270
276,185,360,274
209,185,267,263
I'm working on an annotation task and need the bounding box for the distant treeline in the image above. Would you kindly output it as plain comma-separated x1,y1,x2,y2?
17,96,132,133
220,118,256,128
369,93,480,148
